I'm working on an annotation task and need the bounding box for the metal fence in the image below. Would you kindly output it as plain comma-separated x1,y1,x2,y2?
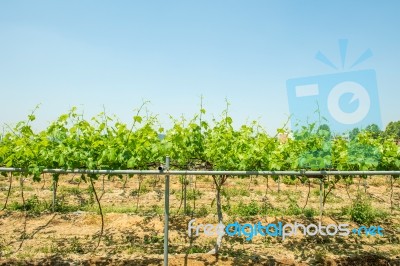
1,156,400,265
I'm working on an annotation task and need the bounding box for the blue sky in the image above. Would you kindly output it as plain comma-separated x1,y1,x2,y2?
1,1,399,134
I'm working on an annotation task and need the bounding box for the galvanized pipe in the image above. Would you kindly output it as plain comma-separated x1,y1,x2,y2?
1,168,399,176
164,156,170,266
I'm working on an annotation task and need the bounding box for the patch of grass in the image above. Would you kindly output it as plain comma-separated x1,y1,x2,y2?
54,201,80,213
130,184,150,196
15,251,34,260
126,245,146,254
186,245,210,254
84,205,136,214
233,179,247,187
222,187,250,198
35,245,52,254
346,195,387,225
282,176,300,186
59,186,82,196
8,195,48,215
197,175,210,182
312,188,321,197
368,177,386,187
195,204,209,217
68,237,85,254
303,207,317,218
144,234,163,244
146,176,161,188
231,201,263,217
324,192,341,204
285,200,302,216
340,177,355,185
253,178,259,186
83,203,163,215
255,190,263,196
149,204,163,215
175,189,202,201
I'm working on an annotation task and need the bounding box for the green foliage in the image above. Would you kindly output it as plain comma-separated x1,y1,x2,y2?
285,197,302,216
232,201,261,217
0,104,399,196
303,207,317,218
384,121,400,139
186,189,202,200
130,185,150,196
9,194,80,214
175,189,202,201
9,195,46,215
281,176,299,185
196,205,209,217
221,187,250,198
349,195,386,225
365,124,382,138
144,234,163,245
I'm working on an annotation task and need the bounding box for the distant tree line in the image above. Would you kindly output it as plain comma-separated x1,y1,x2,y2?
313,121,400,141
348,121,400,140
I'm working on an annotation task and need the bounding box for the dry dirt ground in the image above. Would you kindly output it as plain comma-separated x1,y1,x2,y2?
0,174,399,265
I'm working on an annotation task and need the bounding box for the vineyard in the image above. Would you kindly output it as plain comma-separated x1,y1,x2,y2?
0,105,400,265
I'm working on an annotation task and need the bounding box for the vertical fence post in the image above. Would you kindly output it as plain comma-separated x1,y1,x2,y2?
52,180,56,212
319,177,323,221
183,176,187,215
164,156,170,266
278,176,281,193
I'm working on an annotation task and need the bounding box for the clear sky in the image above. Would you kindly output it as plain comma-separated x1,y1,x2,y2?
1,1,399,134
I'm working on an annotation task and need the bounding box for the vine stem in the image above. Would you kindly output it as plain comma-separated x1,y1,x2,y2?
247,175,253,190
99,175,106,201
210,174,228,255
89,177,104,250
135,175,143,212
1,172,13,210
390,176,394,214
192,175,197,217
277,176,281,193
41,173,45,189
319,178,323,221
52,178,58,212
16,176,27,252
122,175,128,193
176,175,184,215
345,183,353,201
302,178,311,210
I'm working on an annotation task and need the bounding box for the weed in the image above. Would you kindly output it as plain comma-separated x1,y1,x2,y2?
232,201,261,217
130,184,150,196
303,207,317,218
196,205,209,217
186,245,209,254
286,200,302,216
69,237,85,254
176,189,202,201
222,187,250,198
9,195,48,215
282,176,299,186
349,195,387,225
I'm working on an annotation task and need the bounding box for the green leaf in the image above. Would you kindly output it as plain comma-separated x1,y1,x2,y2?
134,115,143,123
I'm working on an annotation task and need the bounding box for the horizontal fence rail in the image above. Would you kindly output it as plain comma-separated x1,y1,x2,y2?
0,168,400,176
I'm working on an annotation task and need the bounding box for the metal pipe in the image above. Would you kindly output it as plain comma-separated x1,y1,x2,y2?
1,168,400,176
164,156,170,266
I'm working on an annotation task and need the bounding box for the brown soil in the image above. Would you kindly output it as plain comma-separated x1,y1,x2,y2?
0,174,399,265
